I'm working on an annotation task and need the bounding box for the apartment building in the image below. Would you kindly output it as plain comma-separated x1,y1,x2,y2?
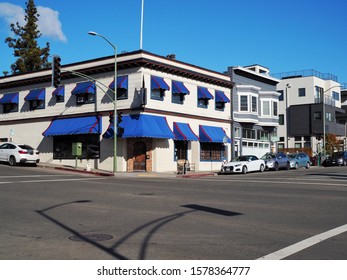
225,65,280,158
0,50,233,173
273,69,345,155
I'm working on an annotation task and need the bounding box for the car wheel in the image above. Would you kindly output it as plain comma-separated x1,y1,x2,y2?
8,156,16,166
242,166,248,174
295,163,299,169
259,164,265,172
274,162,279,171
306,162,310,169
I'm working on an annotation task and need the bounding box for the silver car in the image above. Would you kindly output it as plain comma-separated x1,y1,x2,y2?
261,152,290,171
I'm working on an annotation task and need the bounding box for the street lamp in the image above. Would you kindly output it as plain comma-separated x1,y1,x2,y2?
285,83,291,149
322,85,342,155
88,31,117,175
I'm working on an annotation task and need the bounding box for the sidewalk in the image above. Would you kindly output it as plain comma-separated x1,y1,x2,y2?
37,162,217,178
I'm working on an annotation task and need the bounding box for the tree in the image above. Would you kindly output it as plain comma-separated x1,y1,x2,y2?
325,133,339,155
5,0,50,74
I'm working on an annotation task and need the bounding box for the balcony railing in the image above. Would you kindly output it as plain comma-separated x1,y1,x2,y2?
272,69,338,82
314,95,337,107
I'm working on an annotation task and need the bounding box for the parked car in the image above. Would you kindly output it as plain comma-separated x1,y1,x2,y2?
288,153,311,169
323,151,347,166
260,152,290,171
0,142,40,166
220,155,265,174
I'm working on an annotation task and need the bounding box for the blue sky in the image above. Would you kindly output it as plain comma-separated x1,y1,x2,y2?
1,0,347,82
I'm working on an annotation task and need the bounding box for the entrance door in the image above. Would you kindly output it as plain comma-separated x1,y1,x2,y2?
133,141,146,171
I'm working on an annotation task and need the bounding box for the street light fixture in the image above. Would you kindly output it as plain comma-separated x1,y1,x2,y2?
285,83,291,148
88,31,117,175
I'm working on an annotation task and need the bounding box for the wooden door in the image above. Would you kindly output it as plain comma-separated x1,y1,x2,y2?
133,141,146,171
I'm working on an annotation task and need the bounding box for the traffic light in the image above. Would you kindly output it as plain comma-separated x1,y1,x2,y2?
52,56,61,88
117,113,123,124
117,113,124,136
109,112,114,124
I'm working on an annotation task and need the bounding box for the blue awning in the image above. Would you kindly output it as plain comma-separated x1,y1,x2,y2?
43,116,101,136
151,76,170,90
199,125,231,143
215,90,230,103
109,76,128,90
52,86,64,97
103,114,174,139
172,81,190,95
0,92,19,104
25,88,45,101
173,122,198,141
198,87,214,100
71,81,96,95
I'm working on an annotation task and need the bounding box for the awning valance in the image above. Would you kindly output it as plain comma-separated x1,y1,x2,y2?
215,90,230,103
109,76,128,90
172,81,190,95
43,116,101,136
198,87,214,100
173,122,198,141
71,81,96,95
25,88,45,101
52,86,64,97
0,92,19,104
151,76,170,90
103,114,174,139
199,125,231,143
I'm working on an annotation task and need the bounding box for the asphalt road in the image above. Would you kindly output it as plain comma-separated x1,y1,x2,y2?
0,163,346,260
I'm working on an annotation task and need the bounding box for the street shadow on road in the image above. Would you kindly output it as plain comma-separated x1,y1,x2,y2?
306,173,347,179
36,200,241,260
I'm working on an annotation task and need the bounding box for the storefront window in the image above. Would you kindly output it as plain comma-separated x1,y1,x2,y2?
200,143,227,161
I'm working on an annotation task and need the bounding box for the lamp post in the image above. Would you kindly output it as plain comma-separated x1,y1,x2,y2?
285,83,291,149
322,85,342,155
88,31,117,175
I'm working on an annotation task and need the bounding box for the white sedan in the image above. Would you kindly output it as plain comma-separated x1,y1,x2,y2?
220,155,265,174
0,142,40,166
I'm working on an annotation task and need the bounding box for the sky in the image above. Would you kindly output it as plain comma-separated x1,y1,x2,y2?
0,0,347,82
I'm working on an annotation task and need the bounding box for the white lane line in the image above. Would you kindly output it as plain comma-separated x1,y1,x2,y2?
0,177,107,184
258,224,347,260
0,175,74,178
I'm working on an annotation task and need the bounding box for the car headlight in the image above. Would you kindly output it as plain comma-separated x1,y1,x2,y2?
234,164,241,167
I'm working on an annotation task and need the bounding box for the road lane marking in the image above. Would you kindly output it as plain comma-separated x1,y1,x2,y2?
258,224,347,260
0,177,108,184
0,175,75,178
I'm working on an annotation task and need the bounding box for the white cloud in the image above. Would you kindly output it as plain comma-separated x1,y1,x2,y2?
0,2,67,42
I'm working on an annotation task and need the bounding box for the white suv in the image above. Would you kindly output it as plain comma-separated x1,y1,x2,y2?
0,142,40,166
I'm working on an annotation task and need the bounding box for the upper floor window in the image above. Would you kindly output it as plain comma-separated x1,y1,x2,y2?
278,90,284,101
240,95,248,111
332,91,340,101
71,81,96,105
25,88,45,110
0,92,19,113
215,90,230,111
151,76,170,101
279,114,284,125
298,88,306,97
251,96,257,112
52,86,65,103
197,87,213,109
262,100,270,116
109,76,129,100
273,101,278,116
172,80,189,105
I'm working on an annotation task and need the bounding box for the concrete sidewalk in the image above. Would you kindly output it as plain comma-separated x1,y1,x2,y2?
37,162,217,178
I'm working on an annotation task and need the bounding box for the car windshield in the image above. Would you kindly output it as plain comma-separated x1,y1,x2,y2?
288,154,297,159
232,156,250,162
332,152,343,157
261,154,275,160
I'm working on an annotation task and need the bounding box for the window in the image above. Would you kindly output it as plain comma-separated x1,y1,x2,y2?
298,88,306,97
326,112,333,122
151,88,164,101
198,98,209,108
315,86,323,103
242,129,256,139
234,127,241,138
174,141,187,160
200,143,227,161
172,93,184,104
240,96,248,111
259,131,269,141
215,101,225,111
332,91,340,101
252,96,257,112
76,93,95,105
53,135,100,159
262,100,270,115
151,76,169,101
294,136,302,141
3,103,18,113
295,143,302,148
29,99,45,110
314,111,321,120
273,101,278,116
278,143,284,149
278,90,284,101
279,114,284,125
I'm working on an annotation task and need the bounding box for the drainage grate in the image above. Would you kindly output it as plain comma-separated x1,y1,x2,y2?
69,233,113,242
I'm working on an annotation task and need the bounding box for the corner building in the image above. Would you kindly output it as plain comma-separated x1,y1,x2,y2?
0,50,232,173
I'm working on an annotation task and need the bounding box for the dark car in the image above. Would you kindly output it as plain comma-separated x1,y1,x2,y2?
323,151,347,166
260,152,290,171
